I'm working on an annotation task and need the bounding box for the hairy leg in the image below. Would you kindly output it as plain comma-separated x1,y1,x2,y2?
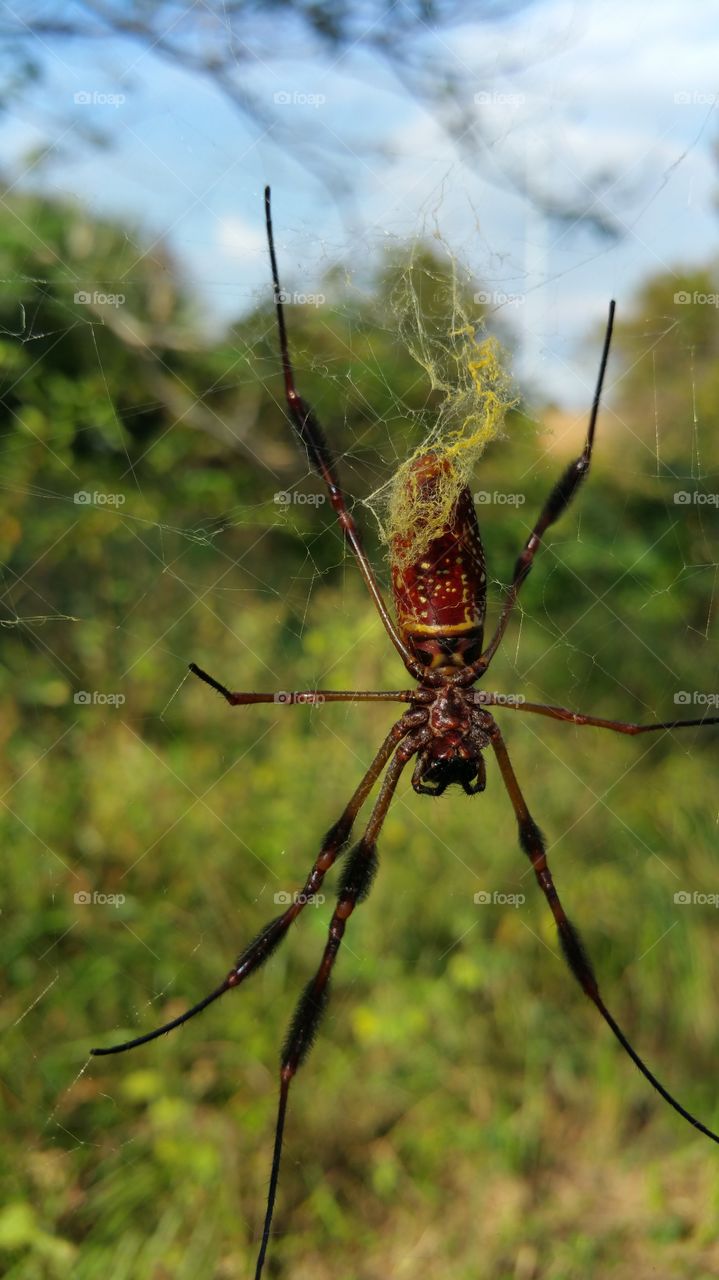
462,300,615,682
189,660,428,706
91,714,425,1056
489,717,719,1145
253,734,421,1279
476,691,719,735
264,186,426,681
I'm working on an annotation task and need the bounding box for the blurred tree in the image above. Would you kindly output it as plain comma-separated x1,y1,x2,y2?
612,265,719,475
1,0,620,232
1,182,716,712
0,185,521,686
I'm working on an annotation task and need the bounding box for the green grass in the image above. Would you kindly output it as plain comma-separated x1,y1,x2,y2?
3,548,719,1279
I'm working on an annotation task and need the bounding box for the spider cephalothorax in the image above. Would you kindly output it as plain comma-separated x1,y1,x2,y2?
93,188,719,1280
407,684,492,795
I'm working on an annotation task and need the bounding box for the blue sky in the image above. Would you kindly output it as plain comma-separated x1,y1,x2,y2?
2,0,719,406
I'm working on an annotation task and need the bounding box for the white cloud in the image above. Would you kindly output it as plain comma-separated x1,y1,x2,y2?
216,216,266,263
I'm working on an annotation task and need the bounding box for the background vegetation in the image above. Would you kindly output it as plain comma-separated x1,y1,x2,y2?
2,187,719,1280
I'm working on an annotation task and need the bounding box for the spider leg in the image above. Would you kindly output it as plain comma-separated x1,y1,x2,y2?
461,300,615,683
254,733,422,1280
91,713,425,1057
188,661,425,706
476,693,719,735
488,718,719,1145
264,187,427,683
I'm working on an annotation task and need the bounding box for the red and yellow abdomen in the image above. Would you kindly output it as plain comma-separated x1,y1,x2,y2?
390,453,486,668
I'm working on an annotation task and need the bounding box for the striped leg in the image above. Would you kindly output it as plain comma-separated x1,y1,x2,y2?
476,692,719,735
463,300,615,682
264,186,426,681
91,715,423,1057
189,661,423,707
253,736,420,1279
489,719,719,1145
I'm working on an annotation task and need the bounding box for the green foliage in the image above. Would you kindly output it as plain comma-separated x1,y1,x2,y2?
613,263,719,472
2,190,719,1279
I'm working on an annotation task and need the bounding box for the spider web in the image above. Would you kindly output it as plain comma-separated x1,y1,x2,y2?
3,30,719,1280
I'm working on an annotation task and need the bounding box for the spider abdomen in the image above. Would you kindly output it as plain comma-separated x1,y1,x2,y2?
390,452,486,668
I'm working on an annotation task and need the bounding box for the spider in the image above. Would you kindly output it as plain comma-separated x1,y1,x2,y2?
93,189,719,1279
